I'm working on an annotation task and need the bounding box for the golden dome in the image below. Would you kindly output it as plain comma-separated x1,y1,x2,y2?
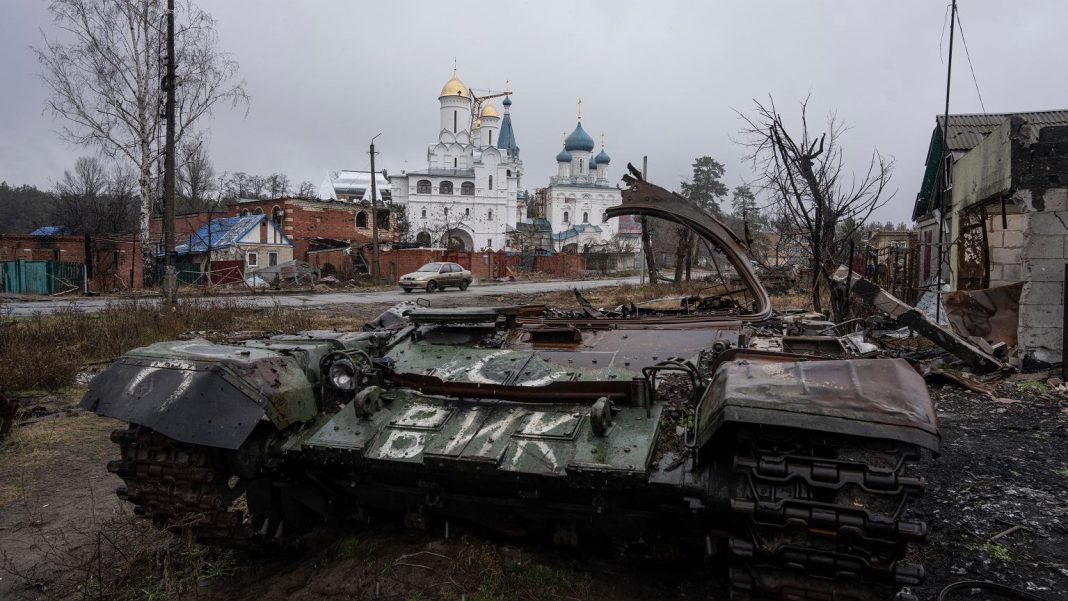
439,69,469,98
480,102,499,118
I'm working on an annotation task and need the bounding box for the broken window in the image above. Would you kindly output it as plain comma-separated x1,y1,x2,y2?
957,204,989,290
356,211,368,228
268,251,278,267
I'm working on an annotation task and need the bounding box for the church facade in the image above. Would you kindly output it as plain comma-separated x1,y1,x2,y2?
388,71,523,251
541,113,623,252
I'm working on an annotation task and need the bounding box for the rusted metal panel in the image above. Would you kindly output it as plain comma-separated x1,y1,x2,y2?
701,358,940,452
605,167,772,321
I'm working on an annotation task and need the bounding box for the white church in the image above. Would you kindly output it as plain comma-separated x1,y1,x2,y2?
388,70,523,250
541,105,623,251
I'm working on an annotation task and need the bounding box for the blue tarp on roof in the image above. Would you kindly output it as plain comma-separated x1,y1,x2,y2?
173,214,288,256
30,225,69,236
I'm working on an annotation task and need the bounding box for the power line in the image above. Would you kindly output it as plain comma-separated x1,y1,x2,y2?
955,8,987,112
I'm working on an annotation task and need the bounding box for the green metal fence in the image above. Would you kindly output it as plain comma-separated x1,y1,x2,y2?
0,260,85,295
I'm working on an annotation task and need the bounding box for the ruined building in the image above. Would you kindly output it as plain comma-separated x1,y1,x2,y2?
913,110,1068,365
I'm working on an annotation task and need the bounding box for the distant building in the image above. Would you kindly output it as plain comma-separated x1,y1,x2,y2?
542,110,622,251
388,70,523,251
318,170,391,203
233,197,398,262
175,214,292,272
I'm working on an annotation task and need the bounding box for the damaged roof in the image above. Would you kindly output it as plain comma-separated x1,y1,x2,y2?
914,110,1068,220
174,214,292,255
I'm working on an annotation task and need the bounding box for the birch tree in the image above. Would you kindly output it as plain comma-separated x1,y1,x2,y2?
35,0,248,269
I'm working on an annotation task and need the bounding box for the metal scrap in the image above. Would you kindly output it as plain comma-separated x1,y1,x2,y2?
832,266,1006,374
943,282,1023,348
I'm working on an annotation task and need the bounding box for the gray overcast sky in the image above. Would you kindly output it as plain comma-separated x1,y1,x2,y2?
2,0,1066,223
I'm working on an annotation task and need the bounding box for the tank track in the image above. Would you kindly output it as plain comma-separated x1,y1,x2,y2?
728,427,927,601
106,426,259,547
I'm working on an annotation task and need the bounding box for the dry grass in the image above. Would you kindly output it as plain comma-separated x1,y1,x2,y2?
0,299,369,393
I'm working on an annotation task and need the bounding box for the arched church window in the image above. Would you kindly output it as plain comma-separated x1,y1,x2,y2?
454,157,458,168
488,131,493,146
440,181,453,195
507,169,511,177
356,211,368,228
488,209,493,220
240,209,249,216
416,231,432,246
421,208,427,219
461,182,474,195
417,180,431,194
583,212,589,223
453,110,457,132
253,207,264,215
489,175,493,189
464,207,470,217
563,211,570,223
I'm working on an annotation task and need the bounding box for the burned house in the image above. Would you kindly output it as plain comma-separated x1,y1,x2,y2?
912,110,1068,365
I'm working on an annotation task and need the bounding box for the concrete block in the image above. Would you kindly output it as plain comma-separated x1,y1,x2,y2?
1001,263,1022,282
1042,189,1068,212
1020,305,1064,328
1018,325,1062,350
988,246,1020,265
1026,235,1066,258
1025,258,1068,282
1022,281,1064,305
1013,190,1035,212
1027,212,1068,235
1002,229,1024,248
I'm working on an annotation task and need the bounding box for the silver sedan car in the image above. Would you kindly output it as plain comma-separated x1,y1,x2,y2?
399,262,472,293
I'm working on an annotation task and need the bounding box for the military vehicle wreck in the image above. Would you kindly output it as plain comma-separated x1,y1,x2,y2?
83,169,940,601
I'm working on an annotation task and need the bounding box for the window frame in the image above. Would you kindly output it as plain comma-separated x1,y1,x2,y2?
246,251,259,268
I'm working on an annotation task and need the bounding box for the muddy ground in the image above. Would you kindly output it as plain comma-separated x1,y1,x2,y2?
1,295,1066,600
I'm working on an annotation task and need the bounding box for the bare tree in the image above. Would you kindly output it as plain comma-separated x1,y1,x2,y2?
35,0,249,269
51,156,138,235
738,95,894,314
177,139,217,213
295,180,318,198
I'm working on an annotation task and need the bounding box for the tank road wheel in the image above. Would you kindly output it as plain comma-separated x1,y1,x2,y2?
727,426,927,601
426,280,438,293
107,425,319,548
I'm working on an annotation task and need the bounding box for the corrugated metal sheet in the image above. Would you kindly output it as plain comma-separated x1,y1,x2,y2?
936,110,1068,152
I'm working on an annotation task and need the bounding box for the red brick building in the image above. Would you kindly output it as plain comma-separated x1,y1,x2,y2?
232,198,400,261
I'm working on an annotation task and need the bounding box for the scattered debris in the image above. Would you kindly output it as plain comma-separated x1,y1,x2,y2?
832,266,1006,373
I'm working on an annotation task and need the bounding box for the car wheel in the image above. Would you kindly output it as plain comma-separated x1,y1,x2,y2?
402,288,411,293
459,280,470,291
426,280,438,293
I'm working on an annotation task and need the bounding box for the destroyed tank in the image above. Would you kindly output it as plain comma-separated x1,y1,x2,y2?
83,170,940,600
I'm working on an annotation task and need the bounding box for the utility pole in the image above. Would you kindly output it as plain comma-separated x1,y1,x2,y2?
369,133,382,280
934,0,956,323
162,0,178,304
640,155,658,285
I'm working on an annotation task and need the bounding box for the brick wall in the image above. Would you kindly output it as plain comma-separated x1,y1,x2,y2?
0,234,143,292
233,198,397,261
150,213,213,245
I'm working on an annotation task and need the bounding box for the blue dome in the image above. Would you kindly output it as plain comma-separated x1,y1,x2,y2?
588,155,598,170
556,147,572,163
502,95,512,107
564,122,595,152
595,149,610,165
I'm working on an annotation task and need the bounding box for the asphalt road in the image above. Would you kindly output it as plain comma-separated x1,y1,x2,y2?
0,276,643,316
